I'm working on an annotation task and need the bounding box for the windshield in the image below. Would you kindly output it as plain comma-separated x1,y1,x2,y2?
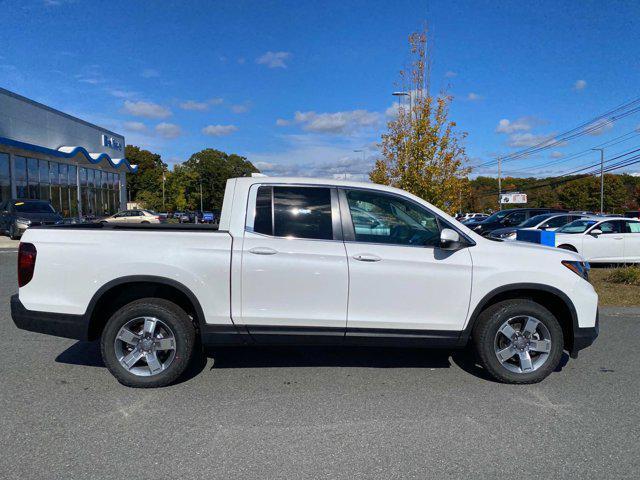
557,219,597,234
518,213,554,228
13,201,56,214
481,210,510,223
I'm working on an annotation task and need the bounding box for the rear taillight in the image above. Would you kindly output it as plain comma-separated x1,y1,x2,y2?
18,242,37,288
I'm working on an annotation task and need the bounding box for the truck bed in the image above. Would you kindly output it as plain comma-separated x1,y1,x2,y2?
33,222,221,232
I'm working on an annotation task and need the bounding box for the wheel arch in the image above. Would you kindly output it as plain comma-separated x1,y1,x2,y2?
461,283,578,353
557,244,578,252
85,275,207,341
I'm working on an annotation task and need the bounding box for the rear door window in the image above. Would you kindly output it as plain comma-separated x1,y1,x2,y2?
252,186,334,240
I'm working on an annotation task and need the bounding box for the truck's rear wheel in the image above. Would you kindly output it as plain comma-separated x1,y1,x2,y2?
100,298,196,388
473,300,564,384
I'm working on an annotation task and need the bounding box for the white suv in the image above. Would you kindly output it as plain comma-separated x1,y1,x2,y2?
555,217,640,263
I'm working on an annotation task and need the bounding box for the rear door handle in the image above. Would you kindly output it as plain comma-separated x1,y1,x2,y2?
352,254,381,262
613,237,623,240
249,247,278,255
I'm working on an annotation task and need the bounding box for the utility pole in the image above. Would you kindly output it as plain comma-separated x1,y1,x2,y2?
497,157,502,211
592,148,605,213
161,169,166,210
199,178,203,212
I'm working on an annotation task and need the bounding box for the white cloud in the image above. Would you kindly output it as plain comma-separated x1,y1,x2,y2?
123,100,172,119
550,151,564,159
282,109,380,134
180,100,210,111
231,103,250,114
108,89,137,99
123,121,149,134
141,68,160,78
247,134,377,178
574,79,587,91
237,57,246,65
276,118,291,126
467,92,483,101
256,51,291,69
385,102,400,119
202,124,238,136
495,117,535,134
155,122,182,139
585,119,614,136
445,71,457,78
507,132,556,148
209,97,224,105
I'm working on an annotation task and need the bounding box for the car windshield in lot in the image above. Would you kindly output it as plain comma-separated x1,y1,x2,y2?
518,213,555,228
13,201,56,213
480,210,510,223
557,219,597,233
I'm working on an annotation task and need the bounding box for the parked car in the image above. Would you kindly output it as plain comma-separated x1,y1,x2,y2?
488,213,592,240
469,208,567,236
458,212,489,222
0,199,62,240
555,217,640,263
201,211,215,224
99,209,161,224
178,211,191,223
11,176,598,387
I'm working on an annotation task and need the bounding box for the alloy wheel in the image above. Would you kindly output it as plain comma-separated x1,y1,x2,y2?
114,317,177,376
493,315,552,374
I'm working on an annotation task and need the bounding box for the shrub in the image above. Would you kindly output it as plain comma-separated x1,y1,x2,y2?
606,266,640,286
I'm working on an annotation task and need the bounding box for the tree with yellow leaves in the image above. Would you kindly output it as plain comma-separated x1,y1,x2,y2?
370,29,471,214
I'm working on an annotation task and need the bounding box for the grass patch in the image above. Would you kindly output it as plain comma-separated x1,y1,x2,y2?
589,267,640,307
605,266,640,286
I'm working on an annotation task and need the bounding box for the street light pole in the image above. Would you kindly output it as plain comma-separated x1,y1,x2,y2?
592,148,605,213
497,157,502,211
353,149,365,163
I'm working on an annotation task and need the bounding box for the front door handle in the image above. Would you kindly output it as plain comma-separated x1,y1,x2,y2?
249,247,278,255
352,253,381,262
613,237,623,240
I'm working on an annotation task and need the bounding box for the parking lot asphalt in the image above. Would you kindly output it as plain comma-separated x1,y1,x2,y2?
1,251,639,480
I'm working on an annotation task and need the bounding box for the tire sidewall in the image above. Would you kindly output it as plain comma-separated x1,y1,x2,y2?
475,300,564,384
100,298,195,388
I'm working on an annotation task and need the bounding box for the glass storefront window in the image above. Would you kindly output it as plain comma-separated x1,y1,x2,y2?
69,165,78,217
49,162,61,212
27,158,39,199
15,156,27,199
39,160,50,201
59,163,69,217
0,153,10,202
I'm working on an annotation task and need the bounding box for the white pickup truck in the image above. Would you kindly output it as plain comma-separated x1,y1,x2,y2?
12,176,599,387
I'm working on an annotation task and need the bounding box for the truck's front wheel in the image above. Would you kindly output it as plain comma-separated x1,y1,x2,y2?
100,298,196,388
473,300,564,384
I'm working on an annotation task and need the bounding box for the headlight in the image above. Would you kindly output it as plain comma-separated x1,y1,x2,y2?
562,260,590,281
16,217,31,226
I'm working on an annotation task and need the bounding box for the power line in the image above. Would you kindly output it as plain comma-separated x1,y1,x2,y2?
474,97,640,169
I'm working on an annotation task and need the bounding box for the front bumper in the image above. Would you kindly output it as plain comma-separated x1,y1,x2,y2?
11,294,90,340
569,309,599,358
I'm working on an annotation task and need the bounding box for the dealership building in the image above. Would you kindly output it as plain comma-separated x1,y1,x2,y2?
0,87,137,218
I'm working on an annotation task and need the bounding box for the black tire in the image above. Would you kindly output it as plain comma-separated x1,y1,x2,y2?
9,222,20,240
558,244,577,252
473,299,564,384
141,220,150,224
100,298,197,388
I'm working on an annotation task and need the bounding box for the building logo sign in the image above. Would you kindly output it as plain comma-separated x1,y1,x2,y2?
102,134,123,152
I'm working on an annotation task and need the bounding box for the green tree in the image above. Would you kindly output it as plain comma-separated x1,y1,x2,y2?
125,145,166,204
182,149,259,211
370,28,471,214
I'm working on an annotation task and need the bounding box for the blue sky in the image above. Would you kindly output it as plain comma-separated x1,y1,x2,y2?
2,0,640,179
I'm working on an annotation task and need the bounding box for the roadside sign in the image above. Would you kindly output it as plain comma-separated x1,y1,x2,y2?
500,193,527,204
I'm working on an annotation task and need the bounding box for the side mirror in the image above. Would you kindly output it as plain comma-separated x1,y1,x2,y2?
590,229,602,236
440,228,462,250
539,224,549,230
